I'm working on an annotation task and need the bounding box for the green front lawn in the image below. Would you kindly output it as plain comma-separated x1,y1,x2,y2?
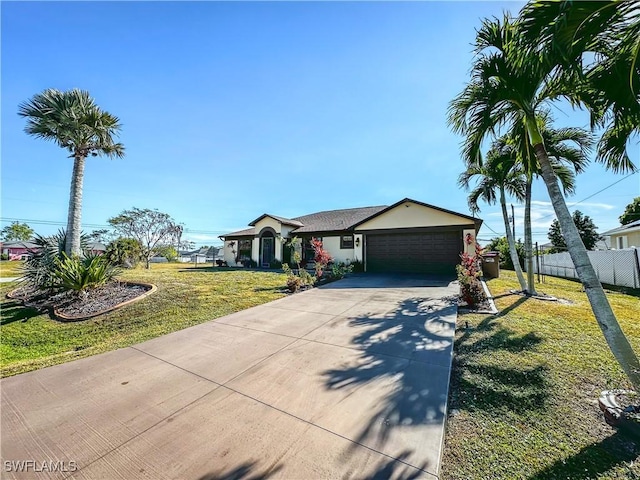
442,271,640,479
0,263,287,377
0,261,24,278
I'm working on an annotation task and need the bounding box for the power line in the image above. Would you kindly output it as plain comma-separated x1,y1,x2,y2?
535,171,638,222
0,217,227,236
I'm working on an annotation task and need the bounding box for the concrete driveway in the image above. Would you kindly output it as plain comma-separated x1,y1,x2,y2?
1,274,459,480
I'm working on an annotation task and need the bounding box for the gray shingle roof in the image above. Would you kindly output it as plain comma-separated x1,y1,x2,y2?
290,206,387,233
602,219,640,235
220,198,480,238
221,227,256,238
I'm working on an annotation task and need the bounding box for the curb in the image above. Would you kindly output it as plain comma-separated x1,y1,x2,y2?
54,282,157,322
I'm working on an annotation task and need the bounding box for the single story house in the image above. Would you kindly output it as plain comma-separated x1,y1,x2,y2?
179,246,220,263
602,219,640,249
219,198,482,274
0,241,39,260
1,240,106,260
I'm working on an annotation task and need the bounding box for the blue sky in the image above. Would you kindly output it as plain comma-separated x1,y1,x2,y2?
2,1,638,247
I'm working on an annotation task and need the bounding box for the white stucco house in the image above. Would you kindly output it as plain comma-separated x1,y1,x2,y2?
219,198,482,274
602,219,640,249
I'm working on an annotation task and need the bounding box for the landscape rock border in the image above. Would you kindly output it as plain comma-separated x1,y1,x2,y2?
54,282,157,322
7,282,157,322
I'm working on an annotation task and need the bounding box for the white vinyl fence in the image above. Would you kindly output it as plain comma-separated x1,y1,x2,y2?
534,247,640,289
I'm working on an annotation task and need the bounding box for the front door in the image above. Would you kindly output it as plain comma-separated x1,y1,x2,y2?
261,237,274,267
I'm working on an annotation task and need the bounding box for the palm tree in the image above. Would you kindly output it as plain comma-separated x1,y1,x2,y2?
519,0,640,170
18,89,125,256
459,142,528,292
506,111,593,295
448,14,640,390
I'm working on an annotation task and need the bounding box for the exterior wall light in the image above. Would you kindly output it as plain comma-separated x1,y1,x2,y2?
355,237,360,247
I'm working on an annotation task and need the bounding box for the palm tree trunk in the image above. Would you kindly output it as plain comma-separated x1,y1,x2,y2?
524,177,537,295
500,187,527,291
65,155,86,256
532,142,640,390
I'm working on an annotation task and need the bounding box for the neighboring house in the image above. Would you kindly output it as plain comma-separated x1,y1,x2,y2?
219,198,482,274
0,240,106,261
0,241,39,260
602,219,640,249
86,242,107,255
178,246,220,263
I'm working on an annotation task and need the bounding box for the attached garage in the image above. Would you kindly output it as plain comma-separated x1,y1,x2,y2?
365,230,463,274
353,199,482,275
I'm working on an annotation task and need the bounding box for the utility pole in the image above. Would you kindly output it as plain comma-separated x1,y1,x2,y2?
511,204,516,240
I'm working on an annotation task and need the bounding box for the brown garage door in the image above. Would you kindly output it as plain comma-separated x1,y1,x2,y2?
366,231,462,274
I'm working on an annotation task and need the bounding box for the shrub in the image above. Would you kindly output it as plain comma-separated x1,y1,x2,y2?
484,236,524,269
331,262,353,279
311,238,332,277
282,262,315,291
269,259,283,269
350,259,365,273
105,238,142,268
54,253,121,292
22,230,90,290
457,237,487,308
286,275,302,293
0,253,8,261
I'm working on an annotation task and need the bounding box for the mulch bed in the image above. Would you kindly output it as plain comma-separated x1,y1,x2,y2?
8,281,153,321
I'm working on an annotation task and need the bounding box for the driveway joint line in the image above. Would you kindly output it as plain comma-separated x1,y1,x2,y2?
218,308,344,387
216,383,439,479
189,318,454,370
130,346,225,386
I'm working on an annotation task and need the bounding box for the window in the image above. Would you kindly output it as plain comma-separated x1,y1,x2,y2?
238,239,252,260
340,235,354,249
303,237,321,261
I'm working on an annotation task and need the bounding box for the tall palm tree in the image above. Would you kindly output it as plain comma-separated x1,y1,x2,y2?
18,89,125,256
506,111,593,295
459,143,528,292
448,15,640,390
519,0,640,170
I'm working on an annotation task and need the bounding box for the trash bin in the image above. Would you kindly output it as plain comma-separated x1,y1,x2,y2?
481,251,500,279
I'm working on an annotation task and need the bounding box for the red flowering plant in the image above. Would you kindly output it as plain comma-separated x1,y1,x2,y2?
311,238,332,278
456,233,487,307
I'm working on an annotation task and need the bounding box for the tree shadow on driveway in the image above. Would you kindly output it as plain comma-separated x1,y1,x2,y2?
322,292,548,466
322,295,457,466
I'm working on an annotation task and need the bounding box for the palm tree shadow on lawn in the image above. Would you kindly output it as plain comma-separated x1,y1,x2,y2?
528,431,639,479
0,301,42,326
450,296,550,414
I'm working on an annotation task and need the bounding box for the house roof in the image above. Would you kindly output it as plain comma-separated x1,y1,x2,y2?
87,242,107,251
290,205,387,233
222,227,257,238
248,214,304,228
0,240,39,249
220,198,481,239
601,219,640,236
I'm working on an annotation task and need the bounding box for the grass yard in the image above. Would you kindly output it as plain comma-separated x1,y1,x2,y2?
0,263,287,377
0,261,24,278
442,270,640,480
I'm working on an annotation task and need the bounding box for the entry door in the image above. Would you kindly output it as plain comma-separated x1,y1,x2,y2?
262,237,274,266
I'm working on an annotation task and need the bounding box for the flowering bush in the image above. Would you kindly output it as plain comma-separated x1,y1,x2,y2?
457,234,487,307
311,238,332,277
282,237,316,291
